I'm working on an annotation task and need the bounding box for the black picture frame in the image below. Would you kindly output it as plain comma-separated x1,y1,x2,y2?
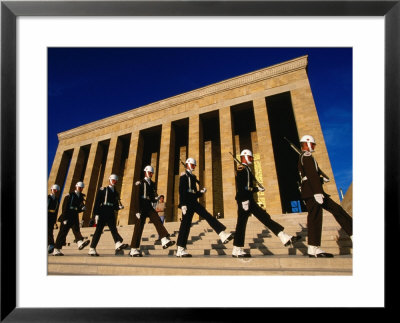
1,0,398,321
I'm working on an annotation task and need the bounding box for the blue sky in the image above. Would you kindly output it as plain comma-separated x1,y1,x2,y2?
48,48,352,197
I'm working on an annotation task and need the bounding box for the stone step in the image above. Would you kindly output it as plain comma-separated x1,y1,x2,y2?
60,237,351,250
53,245,352,256
48,255,352,276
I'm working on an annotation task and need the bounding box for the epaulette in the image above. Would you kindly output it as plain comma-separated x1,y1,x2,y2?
237,165,244,171
100,187,104,190
180,172,187,176
303,151,312,157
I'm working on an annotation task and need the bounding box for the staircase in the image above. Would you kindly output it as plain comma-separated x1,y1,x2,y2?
48,211,352,275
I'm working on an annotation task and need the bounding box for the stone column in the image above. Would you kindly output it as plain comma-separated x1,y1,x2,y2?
188,115,204,220
290,76,339,202
157,122,175,222
62,147,80,195
81,141,101,226
118,131,141,225
253,97,282,214
48,144,68,190
204,140,214,214
48,144,72,219
219,106,237,219
102,136,119,187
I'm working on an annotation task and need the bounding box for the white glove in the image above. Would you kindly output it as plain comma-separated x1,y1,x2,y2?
95,215,99,224
155,196,160,201
314,194,324,204
119,205,124,210
258,187,265,192
200,188,207,193
181,206,187,215
136,213,141,219
322,177,330,183
241,200,250,211
135,181,141,186
81,206,86,211
63,220,68,225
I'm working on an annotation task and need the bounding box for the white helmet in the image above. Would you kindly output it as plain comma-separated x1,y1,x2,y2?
51,184,60,191
300,135,316,152
186,157,196,170
240,149,253,165
144,165,154,173
109,174,118,185
76,181,84,188
109,174,118,181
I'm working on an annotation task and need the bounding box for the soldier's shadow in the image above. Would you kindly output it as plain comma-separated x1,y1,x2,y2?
292,224,308,256
336,228,352,255
249,229,274,256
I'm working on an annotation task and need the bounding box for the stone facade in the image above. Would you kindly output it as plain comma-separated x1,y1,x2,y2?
48,55,340,226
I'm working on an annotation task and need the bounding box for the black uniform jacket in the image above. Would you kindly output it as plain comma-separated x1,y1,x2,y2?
93,186,121,216
298,151,325,199
178,170,203,207
47,194,60,215
235,164,259,203
136,179,158,211
58,191,85,222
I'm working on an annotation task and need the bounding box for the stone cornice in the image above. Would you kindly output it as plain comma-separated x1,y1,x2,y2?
58,55,308,140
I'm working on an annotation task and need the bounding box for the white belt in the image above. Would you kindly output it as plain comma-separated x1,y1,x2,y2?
141,195,150,200
187,189,196,193
103,202,114,206
69,206,78,210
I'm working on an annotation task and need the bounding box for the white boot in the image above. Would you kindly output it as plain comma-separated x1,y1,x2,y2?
77,239,90,250
278,231,292,245
129,248,142,257
307,245,333,258
88,248,99,256
232,246,251,258
53,248,64,256
176,246,192,257
161,237,175,249
219,231,233,244
115,241,128,251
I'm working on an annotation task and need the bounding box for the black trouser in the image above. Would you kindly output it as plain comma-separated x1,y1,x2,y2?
177,202,226,248
54,214,84,249
130,207,169,248
304,195,353,246
48,213,57,245
233,199,284,247
90,210,123,248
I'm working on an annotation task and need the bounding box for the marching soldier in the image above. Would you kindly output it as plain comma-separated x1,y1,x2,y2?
48,184,60,254
129,166,175,257
232,149,301,258
53,182,90,256
176,158,233,257
298,135,352,257
88,174,128,256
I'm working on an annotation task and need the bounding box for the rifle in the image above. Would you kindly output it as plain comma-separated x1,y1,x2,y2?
228,152,265,190
284,137,330,181
179,159,200,185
